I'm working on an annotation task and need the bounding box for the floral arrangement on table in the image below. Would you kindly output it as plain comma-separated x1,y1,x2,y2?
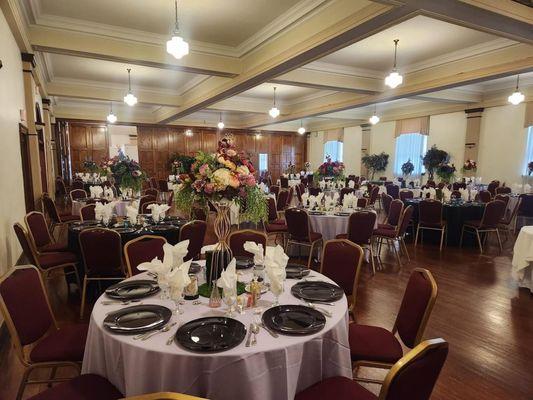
527,161,533,176
100,155,147,192
285,163,296,175
436,162,456,183
401,159,415,177
304,161,311,173
462,159,477,173
174,138,267,224
422,146,449,180
361,152,389,180
169,154,195,175
315,155,345,181
83,160,99,174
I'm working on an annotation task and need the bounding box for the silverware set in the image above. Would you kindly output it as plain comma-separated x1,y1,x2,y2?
133,322,177,341
101,299,142,306
304,302,333,318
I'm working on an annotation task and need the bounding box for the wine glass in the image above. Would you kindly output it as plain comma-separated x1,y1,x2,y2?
171,286,184,315
271,282,284,307
223,288,237,317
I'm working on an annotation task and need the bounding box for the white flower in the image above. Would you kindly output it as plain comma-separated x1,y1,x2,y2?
236,165,250,176
212,168,231,189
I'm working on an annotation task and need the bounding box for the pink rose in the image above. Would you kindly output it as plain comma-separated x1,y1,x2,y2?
199,163,209,176
204,183,214,194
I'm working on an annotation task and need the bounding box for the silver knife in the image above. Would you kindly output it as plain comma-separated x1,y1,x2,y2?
260,323,279,338
245,323,254,347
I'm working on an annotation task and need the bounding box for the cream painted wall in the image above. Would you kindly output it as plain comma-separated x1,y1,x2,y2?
0,9,26,276
370,121,396,179
307,131,325,171
343,126,362,175
428,112,466,166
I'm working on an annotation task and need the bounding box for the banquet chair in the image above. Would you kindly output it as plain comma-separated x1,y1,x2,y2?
264,197,287,246
144,188,159,198
55,176,68,204
381,199,403,229
149,176,159,189
336,211,377,274
124,235,167,276
158,179,169,192
167,189,175,206
69,189,88,202
357,198,368,208
191,206,208,222
494,194,510,209
499,197,521,239
399,190,413,202
13,223,80,291
141,200,158,214
277,189,291,211
24,211,69,253
179,220,207,261
460,200,506,254
372,206,413,268
71,180,84,190
517,193,533,230
495,186,512,195
368,185,380,208
79,228,125,318
42,193,80,239
285,208,323,268
380,193,393,220
80,204,96,221
269,185,280,200
138,194,157,213
451,190,462,199
26,374,123,400
228,229,267,257
386,184,400,199
426,180,436,188
320,239,363,317
477,190,492,203
415,199,447,251
340,188,354,203
487,180,500,196
349,268,438,383
308,187,322,196
295,338,448,400
0,265,88,400
280,176,289,188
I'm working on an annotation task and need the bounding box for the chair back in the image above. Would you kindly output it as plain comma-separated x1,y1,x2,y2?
71,180,84,190
397,205,414,237
295,184,303,203
267,197,278,222
381,193,393,216
369,185,380,205
139,195,157,213
487,180,500,196
167,190,174,206
191,206,208,222
124,235,167,276
42,194,61,223
13,223,39,266
228,230,267,258
285,208,312,241
518,193,533,217
451,190,461,199
480,200,506,228
386,184,400,199
340,188,354,203
144,188,159,198
179,220,207,261
149,177,159,189
269,185,280,200
308,187,322,196
80,204,96,221
320,240,363,301
0,266,55,349
70,189,87,201
347,211,376,245
426,180,436,188
419,200,443,226
393,268,438,348
277,190,290,211
79,228,123,277
55,177,67,196
387,199,404,226
379,338,448,400
280,177,289,189
494,194,509,208
399,190,413,202
478,190,492,203
357,198,368,208
158,180,169,192
495,186,511,194
24,211,53,249
502,198,521,225
141,201,158,214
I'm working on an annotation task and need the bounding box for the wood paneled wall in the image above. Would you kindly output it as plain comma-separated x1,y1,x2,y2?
59,120,307,182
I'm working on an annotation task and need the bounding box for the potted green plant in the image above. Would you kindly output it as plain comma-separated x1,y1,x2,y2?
362,152,389,180
422,146,448,180
401,159,415,177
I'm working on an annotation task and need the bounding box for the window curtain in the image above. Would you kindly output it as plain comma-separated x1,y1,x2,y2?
324,141,343,162
323,128,344,143
395,116,430,137
393,133,427,175
525,102,533,128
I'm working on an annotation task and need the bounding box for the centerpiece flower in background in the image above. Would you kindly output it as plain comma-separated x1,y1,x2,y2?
169,154,195,175
401,159,414,177
100,155,147,195
83,160,99,174
436,162,456,183
528,161,533,176
422,146,448,181
285,163,296,177
315,155,345,181
361,152,389,180
304,161,311,173
462,159,477,174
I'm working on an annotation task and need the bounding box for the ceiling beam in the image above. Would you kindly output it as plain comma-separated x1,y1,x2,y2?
29,26,241,78
412,88,483,103
157,1,418,123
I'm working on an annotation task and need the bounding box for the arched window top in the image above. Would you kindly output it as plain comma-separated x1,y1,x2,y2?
324,140,343,162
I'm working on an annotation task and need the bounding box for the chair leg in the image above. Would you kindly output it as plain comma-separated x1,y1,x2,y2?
401,238,410,262
80,276,88,319
475,230,483,254
16,366,32,400
496,229,503,253
414,225,420,246
369,245,376,275
439,228,445,252
307,242,316,269
392,239,402,267
47,367,58,388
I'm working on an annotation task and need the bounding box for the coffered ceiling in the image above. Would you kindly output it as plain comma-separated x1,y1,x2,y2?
4,0,532,132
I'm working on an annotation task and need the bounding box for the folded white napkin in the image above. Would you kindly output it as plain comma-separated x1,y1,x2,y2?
163,240,190,269
168,259,192,298
147,203,170,222
348,180,355,189
103,187,114,201
470,189,478,201
316,192,324,203
265,246,288,296
319,180,326,189
243,241,265,265
95,201,116,224
126,205,138,222
137,255,173,287
258,182,268,193
168,175,175,182
332,191,340,203
301,192,309,206
325,197,334,211
459,188,468,199
89,186,103,198
442,188,451,202
217,258,237,293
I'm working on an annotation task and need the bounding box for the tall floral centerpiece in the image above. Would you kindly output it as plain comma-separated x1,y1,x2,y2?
101,155,146,196
401,159,414,177
169,154,195,175
436,162,456,183
461,159,477,178
422,146,448,181
315,155,345,181
361,152,389,180
528,161,533,176
83,160,99,174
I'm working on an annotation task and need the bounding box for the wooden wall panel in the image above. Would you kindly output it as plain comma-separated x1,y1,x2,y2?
68,123,108,174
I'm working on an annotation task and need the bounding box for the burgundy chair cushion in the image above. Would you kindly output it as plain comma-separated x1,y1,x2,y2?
349,324,403,363
125,236,166,275
229,231,267,258
265,223,287,233
180,221,207,261
61,214,81,222
30,323,88,362
27,374,123,400
377,223,395,230
321,241,362,296
40,242,70,253
26,213,51,247
372,228,397,238
309,232,322,242
295,376,377,400
39,251,78,269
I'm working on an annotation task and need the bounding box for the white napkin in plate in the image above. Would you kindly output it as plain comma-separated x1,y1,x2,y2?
168,259,192,297
126,205,138,222
243,241,265,265
103,187,114,201
90,186,103,198
95,201,116,223
348,180,355,189
217,258,237,293
459,188,468,199
166,239,190,268
147,203,170,222
301,192,309,206
265,245,288,296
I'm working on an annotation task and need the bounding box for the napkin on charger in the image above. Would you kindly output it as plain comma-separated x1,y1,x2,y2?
243,241,265,265
301,192,309,206
442,187,451,202
265,245,288,296
348,180,355,189
458,188,468,199
147,203,171,222
126,205,138,222
95,201,116,224
103,187,114,201
165,239,190,269
89,186,103,198
217,258,238,294
168,259,192,298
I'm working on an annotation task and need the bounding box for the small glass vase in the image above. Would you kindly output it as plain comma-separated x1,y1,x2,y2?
209,280,222,308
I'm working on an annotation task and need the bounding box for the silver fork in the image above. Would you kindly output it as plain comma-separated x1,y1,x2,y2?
305,302,332,318
133,322,176,340
251,323,260,346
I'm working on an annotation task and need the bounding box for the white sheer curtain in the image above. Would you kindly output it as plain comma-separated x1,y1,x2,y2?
524,126,533,175
324,141,343,162
394,133,427,175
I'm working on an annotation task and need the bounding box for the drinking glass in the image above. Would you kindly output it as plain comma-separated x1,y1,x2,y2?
223,288,237,317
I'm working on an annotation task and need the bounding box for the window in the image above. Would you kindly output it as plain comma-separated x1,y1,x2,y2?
258,153,268,173
393,133,427,176
524,126,533,175
324,140,343,162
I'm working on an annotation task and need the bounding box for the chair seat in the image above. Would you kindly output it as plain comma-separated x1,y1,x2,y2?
335,233,348,239
291,232,322,243
60,214,80,222
419,221,445,228
27,374,123,400
464,220,496,229
372,228,397,238
40,242,70,253
271,218,286,225
30,323,88,363
38,252,78,269
377,223,395,230
349,323,403,363
266,223,287,233
295,376,377,400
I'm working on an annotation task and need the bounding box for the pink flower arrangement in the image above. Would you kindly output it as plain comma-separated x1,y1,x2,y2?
316,155,345,179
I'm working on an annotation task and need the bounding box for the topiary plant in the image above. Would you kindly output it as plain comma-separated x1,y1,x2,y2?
362,152,389,180
422,146,449,180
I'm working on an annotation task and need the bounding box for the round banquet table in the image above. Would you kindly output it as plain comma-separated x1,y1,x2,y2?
82,264,352,399
512,226,533,293
309,210,378,241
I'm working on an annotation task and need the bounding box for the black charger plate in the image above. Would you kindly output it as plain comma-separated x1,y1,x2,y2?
262,305,326,335
235,256,254,269
103,305,171,334
285,264,310,279
175,317,246,352
105,280,159,300
291,281,344,302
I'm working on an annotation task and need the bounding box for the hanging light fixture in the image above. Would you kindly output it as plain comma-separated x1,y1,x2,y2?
508,75,525,105
217,113,224,130
166,0,189,59
106,102,117,123
269,87,280,118
369,106,380,125
297,120,306,135
385,39,403,89
123,68,138,106
185,129,193,137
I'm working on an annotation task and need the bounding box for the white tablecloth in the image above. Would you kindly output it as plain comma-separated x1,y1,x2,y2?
309,210,378,241
82,266,352,399
512,226,533,293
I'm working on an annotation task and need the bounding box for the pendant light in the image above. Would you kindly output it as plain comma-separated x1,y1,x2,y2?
508,75,525,105
217,113,224,130
269,87,280,118
385,39,403,89
185,129,193,137
369,106,380,125
166,0,189,59
297,120,306,134
106,102,117,123
123,68,138,106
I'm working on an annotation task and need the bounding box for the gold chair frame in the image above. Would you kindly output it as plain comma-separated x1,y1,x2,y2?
414,200,447,252
371,206,410,268
24,211,63,256
124,234,168,277
123,392,208,399
285,209,323,269
460,201,503,254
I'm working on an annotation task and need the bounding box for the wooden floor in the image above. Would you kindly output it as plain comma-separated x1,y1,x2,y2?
1,212,532,399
